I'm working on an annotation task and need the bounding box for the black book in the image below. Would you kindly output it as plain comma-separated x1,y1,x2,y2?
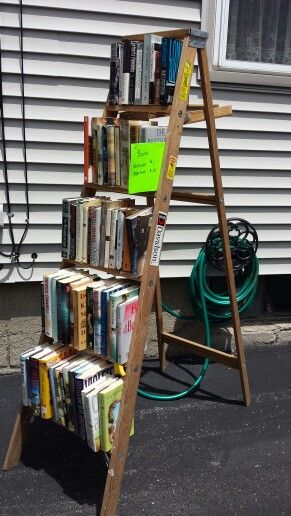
129,41,137,105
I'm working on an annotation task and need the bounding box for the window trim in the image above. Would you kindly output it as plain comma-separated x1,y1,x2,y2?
201,0,291,89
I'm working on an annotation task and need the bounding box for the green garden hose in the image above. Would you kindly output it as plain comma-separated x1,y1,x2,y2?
137,230,259,401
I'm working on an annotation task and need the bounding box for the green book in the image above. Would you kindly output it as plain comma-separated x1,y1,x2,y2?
98,378,134,452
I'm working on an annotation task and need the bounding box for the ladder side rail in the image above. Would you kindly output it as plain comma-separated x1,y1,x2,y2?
197,47,251,406
100,36,197,516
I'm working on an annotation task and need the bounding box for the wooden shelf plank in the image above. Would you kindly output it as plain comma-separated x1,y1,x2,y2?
184,105,232,125
62,259,141,281
162,331,239,369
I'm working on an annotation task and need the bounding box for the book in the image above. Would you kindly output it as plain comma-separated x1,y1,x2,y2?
153,44,161,104
102,125,108,184
126,207,153,275
107,125,116,186
108,284,139,362
91,117,98,183
129,40,137,104
68,357,99,432
160,38,182,104
89,205,102,266
139,125,167,143
117,295,139,364
72,281,95,350
99,198,135,266
121,39,131,104
96,121,104,185
134,41,143,104
61,198,70,258
70,275,96,345
100,281,130,357
58,356,88,427
108,208,119,269
92,279,118,354
86,280,105,348
49,354,79,423
75,197,93,262
29,345,58,415
99,378,134,452
43,269,74,338
82,199,103,263
108,43,119,105
39,345,76,419
75,359,113,440
57,273,84,344
20,345,42,406
114,126,121,186
50,268,76,342
141,34,162,105
82,376,116,452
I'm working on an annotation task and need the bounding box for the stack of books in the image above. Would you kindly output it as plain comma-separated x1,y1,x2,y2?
88,117,167,186
109,36,183,105
61,196,153,276
43,268,139,363
20,344,133,452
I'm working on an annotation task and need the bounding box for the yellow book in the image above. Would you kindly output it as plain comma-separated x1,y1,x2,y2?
39,345,76,419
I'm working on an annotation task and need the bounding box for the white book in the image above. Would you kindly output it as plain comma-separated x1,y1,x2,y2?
109,285,139,363
134,41,143,104
82,376,116,452
108,209,119,269
116,295,139,364
90,206,102,266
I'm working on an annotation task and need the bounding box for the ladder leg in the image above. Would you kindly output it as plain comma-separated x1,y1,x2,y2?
3,404,33,471
154,273,166,371
100,37,197,516
197,47,251,406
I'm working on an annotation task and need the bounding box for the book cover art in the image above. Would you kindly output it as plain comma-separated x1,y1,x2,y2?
99,379,134,452
117,296,139,364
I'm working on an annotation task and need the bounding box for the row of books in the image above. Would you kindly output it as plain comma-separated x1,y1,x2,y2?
61,196,152,276
88,117,167,187
109,36,183,105
20,343,133,452
43,268,139,363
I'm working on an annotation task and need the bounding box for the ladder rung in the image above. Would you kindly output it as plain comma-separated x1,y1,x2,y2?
171,191,217,205
184,105,232,125
162,332,239,369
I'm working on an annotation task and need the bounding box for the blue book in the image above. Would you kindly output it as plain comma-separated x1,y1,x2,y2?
160,38,182,104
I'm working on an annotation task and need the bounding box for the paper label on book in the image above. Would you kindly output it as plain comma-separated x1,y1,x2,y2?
180,59,193,101
167,155,177,180
150,212,167,266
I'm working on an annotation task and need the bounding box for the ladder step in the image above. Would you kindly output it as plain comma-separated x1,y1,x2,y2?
171,191,216,205
184,105,232,125
162,332,239,369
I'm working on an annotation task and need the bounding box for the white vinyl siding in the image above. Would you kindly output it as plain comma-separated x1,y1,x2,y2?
0,0,290,282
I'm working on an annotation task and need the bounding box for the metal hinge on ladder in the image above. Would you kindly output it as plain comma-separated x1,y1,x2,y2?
189,28,208,48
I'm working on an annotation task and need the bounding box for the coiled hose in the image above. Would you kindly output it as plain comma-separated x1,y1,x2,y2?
137,225,259,401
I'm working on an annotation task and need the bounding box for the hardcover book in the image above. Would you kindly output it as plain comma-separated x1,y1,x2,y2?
99,378,134,452
108,284,139,362
116,295,139,364
125,207,153,275
141,34,162,105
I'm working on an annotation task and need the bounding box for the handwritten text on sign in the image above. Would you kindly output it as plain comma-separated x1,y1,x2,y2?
128,142,165,194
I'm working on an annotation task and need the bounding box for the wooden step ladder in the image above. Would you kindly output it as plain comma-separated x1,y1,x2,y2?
3,28,251,516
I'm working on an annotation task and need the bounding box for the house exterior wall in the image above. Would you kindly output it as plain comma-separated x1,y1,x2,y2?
0,0,290,283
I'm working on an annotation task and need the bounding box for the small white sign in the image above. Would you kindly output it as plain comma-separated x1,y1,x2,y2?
150,212,167,267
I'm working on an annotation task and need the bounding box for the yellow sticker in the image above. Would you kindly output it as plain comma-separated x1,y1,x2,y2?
179,59,193,101
167,155,177,180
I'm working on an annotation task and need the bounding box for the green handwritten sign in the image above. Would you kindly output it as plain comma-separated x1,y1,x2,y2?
128,142,165,194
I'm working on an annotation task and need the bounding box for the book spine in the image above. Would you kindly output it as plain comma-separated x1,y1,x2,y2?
83,393,100,452
134,41,143,104
141,35,151,104
82,207,89,263
107,126,116,186
57,283,70,344
44,275,51,337
119,120,129,188
97,125,104,185
75,377,86,439
91,121,98,183
153,46,161,104
58,370,67,426
73,289,87,350
129,41,137,105
115,211,125,270
121,40,131,105
102,126,108,184
114,126,121,186
87,206,92,263
118,43,124,105
93,289,101,353
29,357,41,415
20,356,29,406
69,370,80,432
39,361,55,419
69,202,77,260
160,38,168,105
99,203,107,266
75,202,83,262
40,281,45,333
100,291,108,357
90,207,97,265
104,209,112,269
95,207,102,266
61,199,69,258
108,43,119,105
87,287,94,348
50,367,58,421
109,297,119,363
108,210,118,269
